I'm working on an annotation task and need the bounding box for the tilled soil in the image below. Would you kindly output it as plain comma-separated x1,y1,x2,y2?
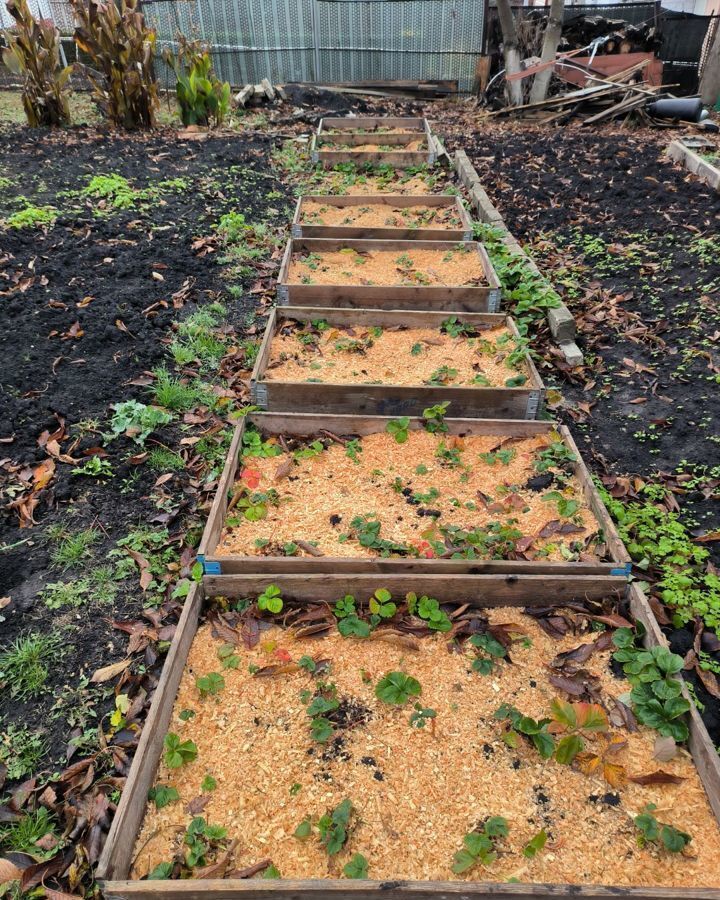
0,127,293,769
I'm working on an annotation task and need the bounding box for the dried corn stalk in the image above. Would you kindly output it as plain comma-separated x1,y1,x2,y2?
70,0,158,130
2,0,72,127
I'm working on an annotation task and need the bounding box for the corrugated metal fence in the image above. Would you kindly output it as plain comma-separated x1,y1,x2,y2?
141,0,485,91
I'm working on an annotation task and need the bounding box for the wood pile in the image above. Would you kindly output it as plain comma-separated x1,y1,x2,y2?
234,78,287,108
492,59,674,127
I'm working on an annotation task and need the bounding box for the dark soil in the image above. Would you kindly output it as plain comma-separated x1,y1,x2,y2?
456,124,720,739
0,127,294,771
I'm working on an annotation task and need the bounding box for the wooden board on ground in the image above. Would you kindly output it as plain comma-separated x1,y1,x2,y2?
196,412,630,582
96,578,720,900
276,238,502,312
291,194,474,241
250,308,545,419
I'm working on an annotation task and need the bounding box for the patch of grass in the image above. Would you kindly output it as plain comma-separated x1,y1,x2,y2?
170,305,229,369
0,631,64,699
0,724,48,780
147,447,186,472
152,368,214,412
50,527,99,569
0,807,59,858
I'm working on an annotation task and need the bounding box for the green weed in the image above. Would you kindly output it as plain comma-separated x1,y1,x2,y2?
0,631,63,698
0,724,48,780
50,527,99,568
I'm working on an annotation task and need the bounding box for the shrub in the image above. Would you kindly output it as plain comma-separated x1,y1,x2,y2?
71,0,159,129
2,0,72,127
162,35,230,128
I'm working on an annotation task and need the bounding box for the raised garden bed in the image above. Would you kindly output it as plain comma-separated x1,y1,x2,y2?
196,412,630,588
96,578,720,898
250,308,544,419
311,119,436,167
291,194,473,241
278,238,502,312
319,116,428,133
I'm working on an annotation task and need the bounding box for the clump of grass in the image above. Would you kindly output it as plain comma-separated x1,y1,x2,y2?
49,526,99,569
0,724,48,780
170,305,228,369
0,807,59,858
152,368,216,412
0,631,63,699
147,448,186,472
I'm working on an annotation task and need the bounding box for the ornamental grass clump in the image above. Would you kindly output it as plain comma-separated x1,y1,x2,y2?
2,0,72,127
71,0,159,129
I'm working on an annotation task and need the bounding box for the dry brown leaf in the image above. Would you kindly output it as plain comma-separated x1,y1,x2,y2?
0,857,23,883
91,657,131,683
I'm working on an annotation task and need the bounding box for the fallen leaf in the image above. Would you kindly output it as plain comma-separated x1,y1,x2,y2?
628,770,684,786
91,658,131,683
654,735,677,762
0,857,23,883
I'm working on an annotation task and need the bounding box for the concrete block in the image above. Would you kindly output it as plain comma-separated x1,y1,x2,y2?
548,303,576,343
470,184,503,224
559,340,584,368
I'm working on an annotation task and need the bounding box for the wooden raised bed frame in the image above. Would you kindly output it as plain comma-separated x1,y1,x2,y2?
311,118,436,167
96,578,720,900
291,194,473,241
277,238,502,312
196,412,631,585
318,116,427,133
250,308,545,419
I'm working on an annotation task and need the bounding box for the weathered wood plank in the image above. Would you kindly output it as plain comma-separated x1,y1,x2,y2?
95,583,204,881
101,878,720,900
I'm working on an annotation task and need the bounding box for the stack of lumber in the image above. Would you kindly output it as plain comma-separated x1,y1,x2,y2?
493,59,674,126
234,78,287,108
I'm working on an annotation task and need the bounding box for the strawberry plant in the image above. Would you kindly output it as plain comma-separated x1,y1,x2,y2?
441,316,476,338
148,785,179,809
469,633,507,675
369,588,396,618
494,703,554,758
306,684,339,743
386,417,410,444
376,671,421,705
163,733,197,768
612,629,690,741
409,703,436,729
523,828,547,859
184,816,228,868
549,699,608,765
343,852,369,878
451,817,508,873
542,491,579,519
407,593,452,632
196,672,225,699
422,402,450,434
318,798,354,855
257,584,283,614
635,804,691,853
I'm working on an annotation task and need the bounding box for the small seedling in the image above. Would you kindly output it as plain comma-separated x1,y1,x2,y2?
422,402,450,434
343,853,369,878
469,633,507,675
386,417,410,444
217,643,240,669
407,593,452,632
257,584,283,614
369,587,396,618
635,804,691,853
452,817,508,873
494,703,554,758
201,774,217,792
409,703,437,729
523,828,547,859
376,671,421,705
196,672,225,698
148,785,180,809
164,733,198,768
318,798,354,855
